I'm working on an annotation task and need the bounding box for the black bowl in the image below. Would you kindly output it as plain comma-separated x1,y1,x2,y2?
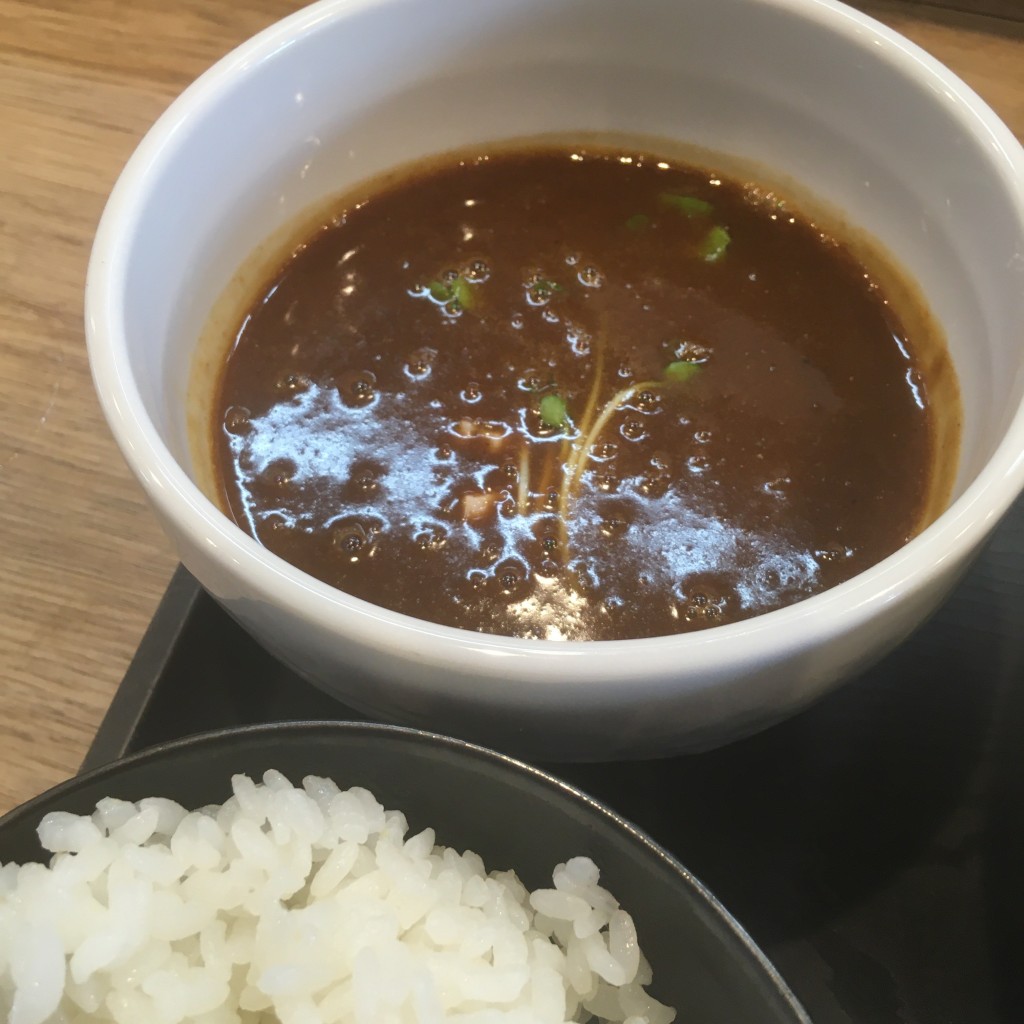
0,722,810,1023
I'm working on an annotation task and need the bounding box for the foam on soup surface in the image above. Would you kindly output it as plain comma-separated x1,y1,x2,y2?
208,144,958,641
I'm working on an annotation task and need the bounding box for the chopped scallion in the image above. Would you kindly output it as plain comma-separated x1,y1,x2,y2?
451,276,474,309
625,213,650,231
428,276,476,309
539,392,570,429
659,194,713,217
698,225,731,262
663,360,702,383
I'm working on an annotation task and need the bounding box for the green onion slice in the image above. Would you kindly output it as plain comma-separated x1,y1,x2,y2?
663,361,702,383
428,276,476,309
539,392,570,429
659,194,713,217
451,276,474,309
698,225,731,262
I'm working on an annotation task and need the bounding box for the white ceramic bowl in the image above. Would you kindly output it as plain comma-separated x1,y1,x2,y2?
86,0,1024,760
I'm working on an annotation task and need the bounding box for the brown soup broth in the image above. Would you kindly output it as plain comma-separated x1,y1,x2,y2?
211,145,950,641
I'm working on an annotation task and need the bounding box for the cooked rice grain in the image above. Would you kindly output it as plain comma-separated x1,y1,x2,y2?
0,772,676,1024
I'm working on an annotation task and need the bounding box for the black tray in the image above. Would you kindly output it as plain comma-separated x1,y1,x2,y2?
86,498,1024,1024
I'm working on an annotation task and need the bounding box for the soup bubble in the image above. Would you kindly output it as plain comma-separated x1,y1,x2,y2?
223,406,252,436
275,373,311,393
680,590,728,624
634,390,659,413
621,419,648,442
330,516,382,562
337,369,377,408
465,259,491,282
262,458,296,488
404,347,437,381
496,559,528,594
413,524,448,551
815,544,854,563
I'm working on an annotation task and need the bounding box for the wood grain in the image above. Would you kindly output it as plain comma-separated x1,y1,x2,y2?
0,1,1021,818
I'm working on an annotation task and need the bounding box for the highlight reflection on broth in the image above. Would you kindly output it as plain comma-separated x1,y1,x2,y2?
211,144,955,641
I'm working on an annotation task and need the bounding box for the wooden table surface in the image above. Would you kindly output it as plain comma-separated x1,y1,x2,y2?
0,1,1022,818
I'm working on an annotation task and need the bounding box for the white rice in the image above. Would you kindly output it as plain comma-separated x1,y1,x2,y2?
0,771,676,1024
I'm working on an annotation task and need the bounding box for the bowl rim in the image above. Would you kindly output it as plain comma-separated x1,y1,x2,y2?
0,719,814,1023
85,0,1024,686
